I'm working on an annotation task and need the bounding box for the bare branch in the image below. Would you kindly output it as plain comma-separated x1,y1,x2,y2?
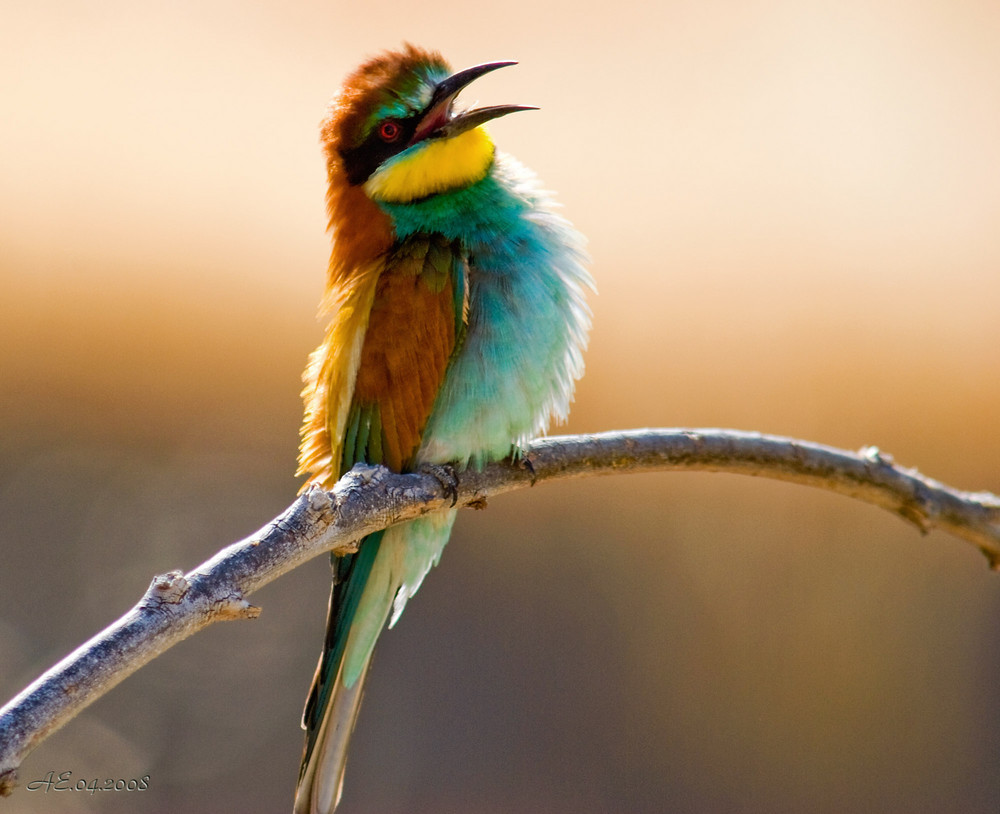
1,428,998,797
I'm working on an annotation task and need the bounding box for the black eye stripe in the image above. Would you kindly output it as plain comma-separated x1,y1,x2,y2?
340,116,421,186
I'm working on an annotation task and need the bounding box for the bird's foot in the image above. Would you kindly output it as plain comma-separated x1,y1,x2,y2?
419,463,459,507
511,445,537,486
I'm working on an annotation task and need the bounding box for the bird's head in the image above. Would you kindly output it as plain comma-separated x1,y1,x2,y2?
322,45,534,204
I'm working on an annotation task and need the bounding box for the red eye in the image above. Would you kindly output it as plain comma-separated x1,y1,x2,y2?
378,120,402,142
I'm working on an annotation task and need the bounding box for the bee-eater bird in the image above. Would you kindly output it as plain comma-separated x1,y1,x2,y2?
293,44,593,814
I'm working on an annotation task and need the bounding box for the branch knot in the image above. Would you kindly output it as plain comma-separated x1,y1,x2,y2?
143,571,189,607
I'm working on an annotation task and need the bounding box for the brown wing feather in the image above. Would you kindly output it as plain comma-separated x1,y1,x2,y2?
351,234,464,473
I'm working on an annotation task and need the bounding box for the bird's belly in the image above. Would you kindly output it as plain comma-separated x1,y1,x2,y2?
416,215,589,468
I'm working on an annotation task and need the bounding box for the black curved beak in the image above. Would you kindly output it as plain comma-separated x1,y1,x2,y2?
412,61,537,143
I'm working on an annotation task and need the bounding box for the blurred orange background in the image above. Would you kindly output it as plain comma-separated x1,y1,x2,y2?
2,0,999,812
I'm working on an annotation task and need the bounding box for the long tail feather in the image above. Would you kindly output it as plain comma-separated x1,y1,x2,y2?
294,656,373,814
294,513,456,813
295,531,388,814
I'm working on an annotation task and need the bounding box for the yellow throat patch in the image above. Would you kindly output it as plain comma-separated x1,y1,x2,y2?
364,126,495,203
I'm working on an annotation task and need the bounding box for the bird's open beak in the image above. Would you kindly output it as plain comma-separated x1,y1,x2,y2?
412,61,537,144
